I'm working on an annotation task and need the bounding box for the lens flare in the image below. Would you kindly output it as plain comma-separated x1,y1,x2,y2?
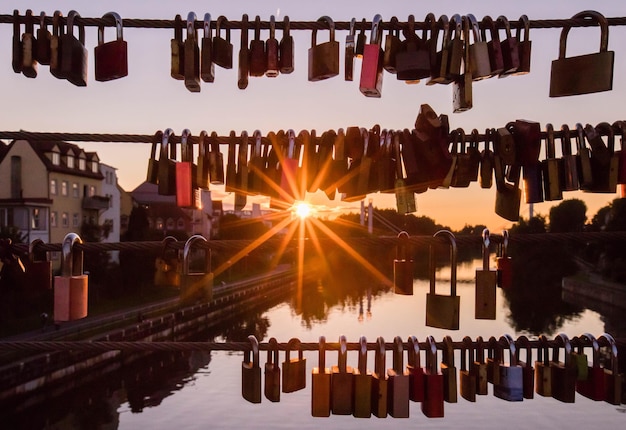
294,201,313,219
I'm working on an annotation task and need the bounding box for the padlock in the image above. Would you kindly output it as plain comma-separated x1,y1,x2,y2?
308,16,339,81
450,129,477,187
21,9,38,78
95,12,128,82
495,126,516,166
27,239,52,291
487,336,501,386
176,129,200,209
157,129,176,196
200,13,215,83
247,130,264,194
376,129,396,194
212,16,233,69
394,231,414,294
279,16,294,74
299,129,316,193
467,129,482,182
472,336,488,395
264,337,281,402
466,14,491,81
481,15,504,77
382,16,401,74
460,336,477,402
238,14,249,90
342,128,371,202
331,335,353,415
406,336,424,402
264,15,279,77
426,14,451,86
480,129,495,188
50,11,65,79
345,18,356,81
522,161,544,204
395,14,431,82
355,18,366,58
550,333,577,403
353,336,372,418
180,234,212,304
387,336,410,417
494,155,521,221
234,131,249,211
330,129,349,194
446,14,463,80
359,14,383,97
11,10,22,74
395,129,421,203
312,336,332,417
364,126,381,194
208,131,225,185
61,10,88,86
496,230,513,289
426,230,460,330
494,335,524,401
249,16,266,77
170,14,185,80
225,131,238,192
560,124,580,191
515,335,535,399
184,12,201,92
585,122,618,193
612,121,626,184
422,335,444,418
53,233,88,322
475,228,497,320
196,131,210,190
512,119,542,168
452,16,473,113
576,123,594,189
277,129,300,205
496,16,519,76
570,335,589,381
515,15,532,75
242,335,261,403
575,333,605,401
542,123,563,201
154,236,180,288
146,130,162,184
36,11,52,65
371,336,388,418
598,333,623,405
319,130,339,198
441,335,458,403
265,131,283,199
283,337,307,393
535,335,552,397
550,11,614,97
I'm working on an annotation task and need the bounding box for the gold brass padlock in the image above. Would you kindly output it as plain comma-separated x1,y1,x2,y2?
426,230,460,330
308,16,339,81
460,336,477,402
541,124,564,201
312,336,332,417
170,14,185,80
467,14,491,81
21,9,38,78
331,335,354,415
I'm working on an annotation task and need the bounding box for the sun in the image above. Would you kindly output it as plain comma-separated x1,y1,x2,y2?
293,201,314,219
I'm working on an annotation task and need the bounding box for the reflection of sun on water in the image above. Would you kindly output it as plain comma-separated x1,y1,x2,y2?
292,201,313,219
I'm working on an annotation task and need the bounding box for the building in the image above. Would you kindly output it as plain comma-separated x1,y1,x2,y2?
0,139,111,248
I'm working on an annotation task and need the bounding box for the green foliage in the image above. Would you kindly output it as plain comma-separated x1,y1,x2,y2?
549,199,587,232
510,215,547,234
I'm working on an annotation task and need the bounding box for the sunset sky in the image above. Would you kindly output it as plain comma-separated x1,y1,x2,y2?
2,0,625,230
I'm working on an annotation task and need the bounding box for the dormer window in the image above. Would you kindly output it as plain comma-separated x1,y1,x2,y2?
67,155,74,168
91,161,98,173
79,158,86,170
52,152,60,165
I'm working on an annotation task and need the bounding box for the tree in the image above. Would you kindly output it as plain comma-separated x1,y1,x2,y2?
510,215,547,234
549,199,587,233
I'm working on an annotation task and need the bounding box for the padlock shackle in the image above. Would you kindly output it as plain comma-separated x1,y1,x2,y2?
425,335,438,374
198,130,208,157
253,130,263,158
312,16,335,46
67,10,85,43
215,16,230,42
392,336,404,373
575,123,589,153
595,122,615,152
430,230,457,297
481,228,491,270
246,335,260,368
318,335,327,370
480,15,499,44
268,15,276,39
285,337,303,362
496,15,513,40
475,336,485,362
432,14,449,52
160,128,175,162
267,337,279,365
24,9,34,35
578,333,599,364
98,11,123,45
172,14,184,42
52,10,64,37
466,14,481,43
558,10,609,60
203,13,211,39
515,335,532,365
186,12,197,39
28,238,46,263
337,335,348,373
180,129,193,163
450,14,462,39
612,121,626,150
61,232,83,277
442,335,455,367
358,336,368,374
538,334,550,366
375,336,386,376
461,336,473,372
407,336,420,368
597,333,619,374
40,11,47,31
253,15,261,40
516,15,530,42
499,334,517,366
182,234,208,276
487,336,501,361
283,15,291,37
553,333,572,365
560,124,573,156
545,123,557,159
396,231,410,260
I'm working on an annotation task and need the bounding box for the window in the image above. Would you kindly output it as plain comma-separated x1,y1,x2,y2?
79,158,86,170
155,218,163,230
89,185,96,197
31,208,47,230
72,182,79,198
51,211,57,227
67,155,74,169
52,152,60,165
50,179,57,195
62,212,69,227
91,161,98,173
72,213,79,227
61,181,68,196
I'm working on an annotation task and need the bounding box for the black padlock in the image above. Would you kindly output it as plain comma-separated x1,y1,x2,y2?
345,18,356,81
308,16,339,81
481,15,504,77
395,14,431,82
559,124,579,191
61,10,88,86
36,11,52,65
249,16,266,77
11,9,22,74
266,15,279,77
426,15,451,85
279,16,294,74
497,15,520,76
382,16,401,74
184,12,201,92
170,14,185,80
200,13,215,83
212,16,233,69
238,14,249,89
542,123,563,201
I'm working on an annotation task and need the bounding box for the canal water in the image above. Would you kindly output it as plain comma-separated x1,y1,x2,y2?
8,259,626,429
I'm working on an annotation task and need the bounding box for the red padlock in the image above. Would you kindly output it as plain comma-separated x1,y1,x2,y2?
95,12,128,81
176,129,199,209
422,335,444,418
406,335,424,402
576,333,605,401
359,14,383,97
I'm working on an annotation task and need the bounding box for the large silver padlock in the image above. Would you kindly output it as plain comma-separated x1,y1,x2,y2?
181,234,213,304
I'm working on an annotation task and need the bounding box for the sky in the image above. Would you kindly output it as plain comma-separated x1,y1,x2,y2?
1,0,626,230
